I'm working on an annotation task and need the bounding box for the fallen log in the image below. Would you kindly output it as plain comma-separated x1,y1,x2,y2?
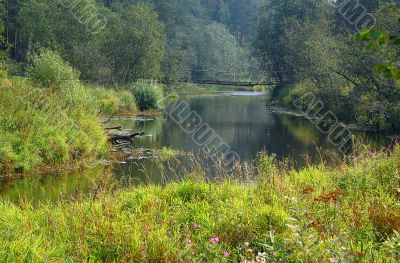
105,126,122,130
266,100,279,107
108,132,146,145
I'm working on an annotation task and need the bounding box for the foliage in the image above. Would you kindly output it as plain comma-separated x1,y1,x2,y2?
191,23,249,80
0,147,400,261
255,1,400,130
90,87,137,116
254,0,330,87
0,1,8,61
0,51,139,173
102,3,166,83
26,49,80,89
18,0,107,80
4,0,264,84
356,5,400,80
129,81,164,111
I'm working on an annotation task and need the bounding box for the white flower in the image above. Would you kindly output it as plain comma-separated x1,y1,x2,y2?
256,252,267,263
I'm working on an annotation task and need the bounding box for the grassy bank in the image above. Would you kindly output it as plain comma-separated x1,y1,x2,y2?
0,146,399,262
0,50,168,175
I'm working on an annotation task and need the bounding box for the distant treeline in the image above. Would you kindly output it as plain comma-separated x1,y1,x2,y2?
0,0,264,84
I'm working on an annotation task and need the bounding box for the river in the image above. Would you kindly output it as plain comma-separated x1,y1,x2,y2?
0,91,390,204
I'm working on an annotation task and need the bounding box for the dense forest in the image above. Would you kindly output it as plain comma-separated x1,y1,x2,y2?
1,0,264,83
1,0,399,129
1,1,400,262
255,0,400,130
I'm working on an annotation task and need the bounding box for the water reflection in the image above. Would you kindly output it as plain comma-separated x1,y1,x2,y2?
0,92,391,204
0,166,104,204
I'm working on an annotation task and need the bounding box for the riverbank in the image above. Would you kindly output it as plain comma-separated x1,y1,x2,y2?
267,106,382,132
0,52,166,177
0,146,399,262
273,79,400,132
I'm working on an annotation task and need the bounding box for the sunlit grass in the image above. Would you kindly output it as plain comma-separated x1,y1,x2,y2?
0,146,399,262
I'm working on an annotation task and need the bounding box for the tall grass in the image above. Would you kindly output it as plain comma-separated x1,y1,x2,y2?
0,146,399,262
0,51,137,174
0,75,108,174
90,86,137,116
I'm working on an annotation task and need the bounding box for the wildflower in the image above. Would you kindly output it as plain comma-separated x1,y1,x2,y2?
185,239,193,248
193,223,200,229
348,250,363,256
256,252,267,263
223,252,230,257
209,236,220,244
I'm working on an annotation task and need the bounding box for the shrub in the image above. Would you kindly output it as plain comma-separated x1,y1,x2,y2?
90,87,137,116
129,81,163,111
92,87,120,116
118,90,137,112
282,80,316,109
389,102,400,130
26,49,80,89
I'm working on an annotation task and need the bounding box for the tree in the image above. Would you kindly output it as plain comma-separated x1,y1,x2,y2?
190,23,249,80
101,4,166,83
0,1,7,61
254,0,331,89
356,4,400,80
18,0,108,80
226,0,262,46
26,49,80,89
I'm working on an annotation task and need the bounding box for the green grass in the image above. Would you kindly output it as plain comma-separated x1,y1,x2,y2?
0,75,137,175
0,51,139,174
0,76,107,174
157,147,181,161
0,146,399,262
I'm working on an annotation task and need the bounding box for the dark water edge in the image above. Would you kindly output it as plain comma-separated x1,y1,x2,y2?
0,91,392,204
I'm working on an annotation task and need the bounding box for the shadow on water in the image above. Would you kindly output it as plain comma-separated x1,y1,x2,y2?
0,166,105,205
0,91,391,204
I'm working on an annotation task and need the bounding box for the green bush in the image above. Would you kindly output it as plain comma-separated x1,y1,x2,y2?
129,81,163,111
118,90,137,112
393,103,400,130
91,87,120,116
282,80,316,109
26,49,80,89
90,87,137,116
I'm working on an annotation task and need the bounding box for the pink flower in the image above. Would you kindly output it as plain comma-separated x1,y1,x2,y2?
193,223,200,229
223,252,230,257
209,236,220,244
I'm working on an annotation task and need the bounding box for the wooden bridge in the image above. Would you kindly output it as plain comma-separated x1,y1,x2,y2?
162,79,277,87
161,69,293,87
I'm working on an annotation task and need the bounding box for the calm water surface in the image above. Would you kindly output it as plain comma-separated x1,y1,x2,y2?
0,92,389,204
